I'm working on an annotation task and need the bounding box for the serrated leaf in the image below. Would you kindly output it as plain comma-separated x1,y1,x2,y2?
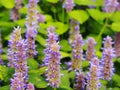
27,58,39,70
60,51,70,58
60,40,72,51
35,35,46,46
111,22,120,32
68,10,89,24
87,9,107,22
74,0,103,6
47,22,69,35
0,0,15,9
29,74,47,88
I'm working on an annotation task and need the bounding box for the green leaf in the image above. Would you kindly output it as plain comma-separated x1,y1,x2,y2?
74,0,103,6
0,0,15,9
60,40,72,51
87,9,107,23
29,73,47,88
19,6,28,14
46,0,59,3
27,58,39,70
60,51,70,58
35,35,46,46
110,11,120,22
0,85,10,90
112,74,120,87
47,22,69,35
60,70,70,88
68,10,89,24
111,22,120,32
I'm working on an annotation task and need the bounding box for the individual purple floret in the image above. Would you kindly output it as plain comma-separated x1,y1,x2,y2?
25,0,39,58
86,57,101,90
74,72,85,90
103,0,119,13
69,19,80,46
37,12,45,23
72,34,83,71
8,26,22,67
63,0,75,12
100,36,115,80
0,32,3,65
43,26,61,88
86,37,96,61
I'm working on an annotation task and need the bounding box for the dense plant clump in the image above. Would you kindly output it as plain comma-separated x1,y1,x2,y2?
0,0,120,90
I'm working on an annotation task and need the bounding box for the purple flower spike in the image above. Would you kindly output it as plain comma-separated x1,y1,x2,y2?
74,72,85,90
72,34,83,71
8,26,22,67
43,26,61,88
69,19,80,45
101,36,115,80
0,32,3,65
25,0,39,58
86,57,101,90
15,0,22,9
103,0,119,13
63,0,75,12
86,37,96,61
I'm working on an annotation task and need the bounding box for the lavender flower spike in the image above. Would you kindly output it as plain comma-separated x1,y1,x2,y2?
44,26,61,88
86,57,101,90
103,0,119,13
86,37,96,61
0,32,3,65
8,26,22,67
72,34,83,71
10,39,28,90
69,19,80,45
74,72,85,90
63,0,75,12
101,36,115,80
43,26,58,66
25,0,39,58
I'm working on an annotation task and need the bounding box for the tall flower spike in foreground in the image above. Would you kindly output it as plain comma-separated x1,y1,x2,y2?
103,0,119,13
74,72,85,90
69,19,80,46
86,37,96,61
8,26,22,67
72,34,83,71
44,26,61,88
43,26,58,66
25,0,39,58
86,57,101,90
10,39,28,90
0,32,3,64
63,0,75,12
101,36,115,80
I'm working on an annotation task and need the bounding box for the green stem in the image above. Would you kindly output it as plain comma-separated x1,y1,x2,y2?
97,14,112,42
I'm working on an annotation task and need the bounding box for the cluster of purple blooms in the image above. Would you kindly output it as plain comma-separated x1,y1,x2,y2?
43,26,61,88
103,0,120,12
1,0,117,90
